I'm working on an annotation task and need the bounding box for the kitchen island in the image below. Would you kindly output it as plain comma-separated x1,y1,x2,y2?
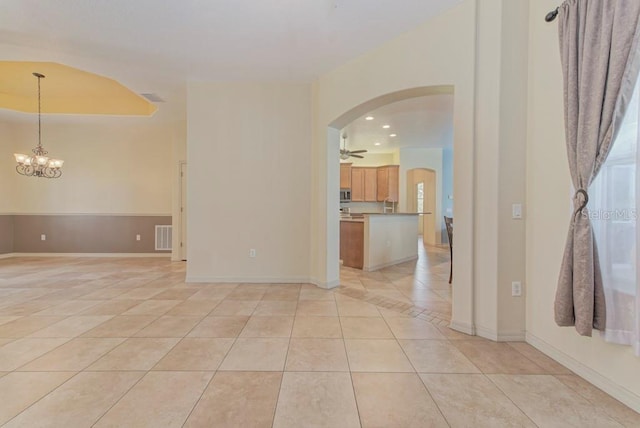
340,213,419,271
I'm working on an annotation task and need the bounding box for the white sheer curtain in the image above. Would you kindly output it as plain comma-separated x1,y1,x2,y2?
591,73,640,355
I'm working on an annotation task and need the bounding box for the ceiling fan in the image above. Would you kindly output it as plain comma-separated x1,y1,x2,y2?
340,134,367,160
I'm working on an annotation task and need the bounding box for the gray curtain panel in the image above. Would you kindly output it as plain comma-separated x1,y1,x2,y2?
555,0,640,336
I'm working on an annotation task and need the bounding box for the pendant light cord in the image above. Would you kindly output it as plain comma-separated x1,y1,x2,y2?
37,74,42,150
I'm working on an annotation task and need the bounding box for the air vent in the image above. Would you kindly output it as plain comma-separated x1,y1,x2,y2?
141,93,165,103
155,225,172,250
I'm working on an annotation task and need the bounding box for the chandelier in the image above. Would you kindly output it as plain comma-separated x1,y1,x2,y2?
14,73,64,178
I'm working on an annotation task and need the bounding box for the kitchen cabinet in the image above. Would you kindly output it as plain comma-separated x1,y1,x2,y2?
340,163,352,189
340,220,364,269
377,165,399,202
351,167,378,202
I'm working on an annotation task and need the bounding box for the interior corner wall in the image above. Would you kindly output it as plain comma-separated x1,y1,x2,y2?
526,0,640,410
313,0,477,329
186,82,312,282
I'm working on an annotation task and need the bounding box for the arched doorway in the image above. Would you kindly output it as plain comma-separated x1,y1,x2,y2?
407,168,438,246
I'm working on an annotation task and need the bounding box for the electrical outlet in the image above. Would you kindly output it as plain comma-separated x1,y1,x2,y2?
249,249,256,258
40,234,46,241
512,204,523,219
512,281,522,297
136,234,141,241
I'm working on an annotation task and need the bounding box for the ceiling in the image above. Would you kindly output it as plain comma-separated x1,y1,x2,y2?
0,0,463,120
341,94,454,154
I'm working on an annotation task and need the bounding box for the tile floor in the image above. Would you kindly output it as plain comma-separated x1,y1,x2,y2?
0,248,638,427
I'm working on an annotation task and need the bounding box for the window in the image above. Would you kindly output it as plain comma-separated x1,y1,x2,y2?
416,182,424,213
591,73,639,355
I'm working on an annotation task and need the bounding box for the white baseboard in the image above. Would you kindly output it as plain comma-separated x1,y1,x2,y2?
449,320,476,335
526,332,640,413
475,325,498,341
473,324,525,342
310,277,341,289
364,255,418,272
7,253,171,258
0,253,14,259
185,275,312,284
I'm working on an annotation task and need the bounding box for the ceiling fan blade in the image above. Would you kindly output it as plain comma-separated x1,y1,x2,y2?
350,154,365,159
349,150,368,154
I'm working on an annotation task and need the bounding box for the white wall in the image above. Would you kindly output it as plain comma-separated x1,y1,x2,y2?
398,147,443,243
526,0,640,410
186,82,311,282
5,117,173,215
364,215,419,271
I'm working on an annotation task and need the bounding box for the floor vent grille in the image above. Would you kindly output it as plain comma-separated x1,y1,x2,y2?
155,225,172,251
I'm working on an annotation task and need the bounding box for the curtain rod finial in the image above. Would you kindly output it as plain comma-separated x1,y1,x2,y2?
545,7,559,22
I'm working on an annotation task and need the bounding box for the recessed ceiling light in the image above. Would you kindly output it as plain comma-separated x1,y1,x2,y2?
389,133,397,137
374,142,381,146
382,125,390,129
365,116,374,120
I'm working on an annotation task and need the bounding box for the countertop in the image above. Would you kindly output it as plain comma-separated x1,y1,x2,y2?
340,212,425,222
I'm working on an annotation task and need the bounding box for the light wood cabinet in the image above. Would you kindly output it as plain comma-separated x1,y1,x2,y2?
377,165,399,202
350,168,365,201
340,163,352,189
364,168,377,202
350,167,378,202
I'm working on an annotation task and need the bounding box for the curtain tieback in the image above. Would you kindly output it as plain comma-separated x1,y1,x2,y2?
573,189,589,217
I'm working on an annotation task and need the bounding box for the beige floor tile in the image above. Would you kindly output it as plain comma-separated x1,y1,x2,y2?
121,299,182,315
340,317,394,339
345,339,414,372
508,342,573,374
211,300,260,316
435,325,485,340
81,315,158,337
154,338,234,370
3,371,144,428
219,338,289,371
0,371,76,425
353,372,449,428
77,288,128,300
296,300,338,316
188,316,249,337
134,315,202,337
292,316,343,338
385,316,447,339
0,316,21,326
188,288,234,301
489,374,623,427
240,316,294,338
184,371,282,428
273,372,360,428
299,288,336,301
88,337,180,370
555,374,640,427
151,288,199,300
0,300,60,316
33,299,103,316
0,316,66,338
253,300,298,316
225,288,267,300
285,338,349,372
77,299,141,316
116,287,167,300
262,289,300,301
166,299,221,316
28,316,113,338
421,374,536,427
18,338,125,371
0,338,14,347
453,341,547,374
336,298,381,317
0,338,69,371
399,339,480,373
94,371,212,428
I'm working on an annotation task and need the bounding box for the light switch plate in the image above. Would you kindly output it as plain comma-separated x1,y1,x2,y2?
512,281,522,297
512,204,523,219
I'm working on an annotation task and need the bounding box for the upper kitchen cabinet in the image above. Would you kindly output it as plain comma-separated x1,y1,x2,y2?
351,167,378,202
340,163,352,189
377,165,399,202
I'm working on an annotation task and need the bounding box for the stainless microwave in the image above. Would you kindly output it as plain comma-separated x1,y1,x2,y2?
340,189,351,202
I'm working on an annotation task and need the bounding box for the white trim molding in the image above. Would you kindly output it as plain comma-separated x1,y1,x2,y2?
186,275,313,284
6,253,171,258
526,332,640,413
